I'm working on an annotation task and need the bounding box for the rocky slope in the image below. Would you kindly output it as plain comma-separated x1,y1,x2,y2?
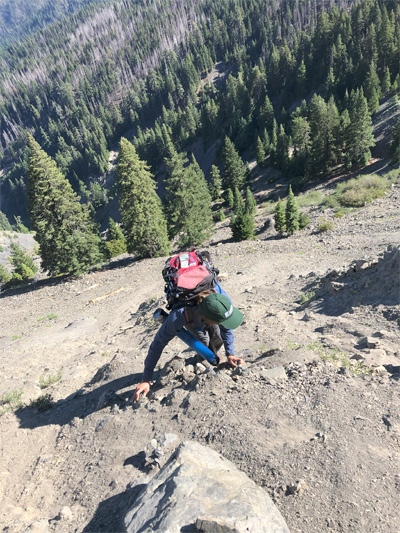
0,170,399,532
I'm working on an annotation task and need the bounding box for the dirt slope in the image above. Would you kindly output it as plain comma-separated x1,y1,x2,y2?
0,175,399,533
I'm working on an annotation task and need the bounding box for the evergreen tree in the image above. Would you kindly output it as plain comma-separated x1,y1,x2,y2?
244,187,256,215
258,95,275,132
363,61,380,115
275,124,289,172
165,151,213,246
233,186,243,214
0,212,12,231
27,134,104,276
226,188,234,209
381,67,392,97
256,136,266,167
262,128,270,155
230,210,255,241
285,186,299,236
0,263,12,284
118,138,170,258
269,119,278,166
291,115,311,178
389,118,400,164
105,217,127,259
177,155,213,247
222,137,246,190
274,198,285,235
164,149,187,238
209,165,222,201
345,89,375,169
8,240,37,281
309,94,330,177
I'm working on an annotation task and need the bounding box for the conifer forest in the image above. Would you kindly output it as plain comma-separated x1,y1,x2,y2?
0,0,399,273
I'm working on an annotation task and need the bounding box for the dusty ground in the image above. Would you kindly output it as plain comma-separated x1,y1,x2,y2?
0,160,399,533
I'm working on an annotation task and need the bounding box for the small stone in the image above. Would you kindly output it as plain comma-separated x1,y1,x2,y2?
351,353,365,361
260,367,287,381
58,507,73,521
231,364,248,377
287,479,308,495
360,337,379,349
196,363,206,373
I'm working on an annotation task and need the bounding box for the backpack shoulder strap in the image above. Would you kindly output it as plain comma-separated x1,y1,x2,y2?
184,306,195,326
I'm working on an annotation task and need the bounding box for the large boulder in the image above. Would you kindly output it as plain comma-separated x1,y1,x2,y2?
125,441,290,533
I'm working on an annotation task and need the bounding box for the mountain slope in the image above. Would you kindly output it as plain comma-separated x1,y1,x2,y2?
0,172,399,532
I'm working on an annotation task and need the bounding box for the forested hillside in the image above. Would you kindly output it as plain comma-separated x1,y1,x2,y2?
0,0,399,230
0,0,102,47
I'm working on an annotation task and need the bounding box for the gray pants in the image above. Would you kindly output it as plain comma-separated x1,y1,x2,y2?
186,324,223,356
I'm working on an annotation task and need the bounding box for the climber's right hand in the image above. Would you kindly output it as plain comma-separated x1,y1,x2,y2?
133,381,150,403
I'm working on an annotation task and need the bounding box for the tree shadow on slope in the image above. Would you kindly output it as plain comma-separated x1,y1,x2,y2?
15,371,143,430
0,256,140,299
0,273,71,299
301,247,400,317
83,483,147,533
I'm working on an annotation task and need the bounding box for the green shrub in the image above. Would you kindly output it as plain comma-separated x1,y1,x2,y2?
105,239,127,259
336,175,389,207
0,389,23,414
0,245,3,252
39,369,62,389
300,291,316,304
8,241,37,281
0,212,12,231
334,212,345,218
213,208,225,222
30,394,53,411
298,212,311,229
297,190,325,208
0,264,11,284
13,216,30,234
318,221,334,233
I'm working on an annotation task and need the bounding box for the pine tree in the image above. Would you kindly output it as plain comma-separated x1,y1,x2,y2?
232,186,243,214
27,134,104,276
209,165,222,201
105,217,127,259
345,89,375,169
8,240,37,281
276,124,289,172
230,210,255,241
165,151,213,246
177,155,213,247
389,118,400,164
165,149,187,238
0,212,12,231
256,136,266,167
363,61,380,115
222,137,246,191
274,198,285,235
285,186,299,236
291,115,311,178
245,187,256,215
309,94,330,177
226,188,234,209
0,263,11,284
381,67,391,97
118,138,170,258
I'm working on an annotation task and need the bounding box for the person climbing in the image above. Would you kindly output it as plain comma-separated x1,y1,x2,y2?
133,289,244,402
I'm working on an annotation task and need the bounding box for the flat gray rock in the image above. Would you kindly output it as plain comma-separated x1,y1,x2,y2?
124,441,290,533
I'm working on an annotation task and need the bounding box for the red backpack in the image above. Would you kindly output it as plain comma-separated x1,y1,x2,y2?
162,250,219,310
